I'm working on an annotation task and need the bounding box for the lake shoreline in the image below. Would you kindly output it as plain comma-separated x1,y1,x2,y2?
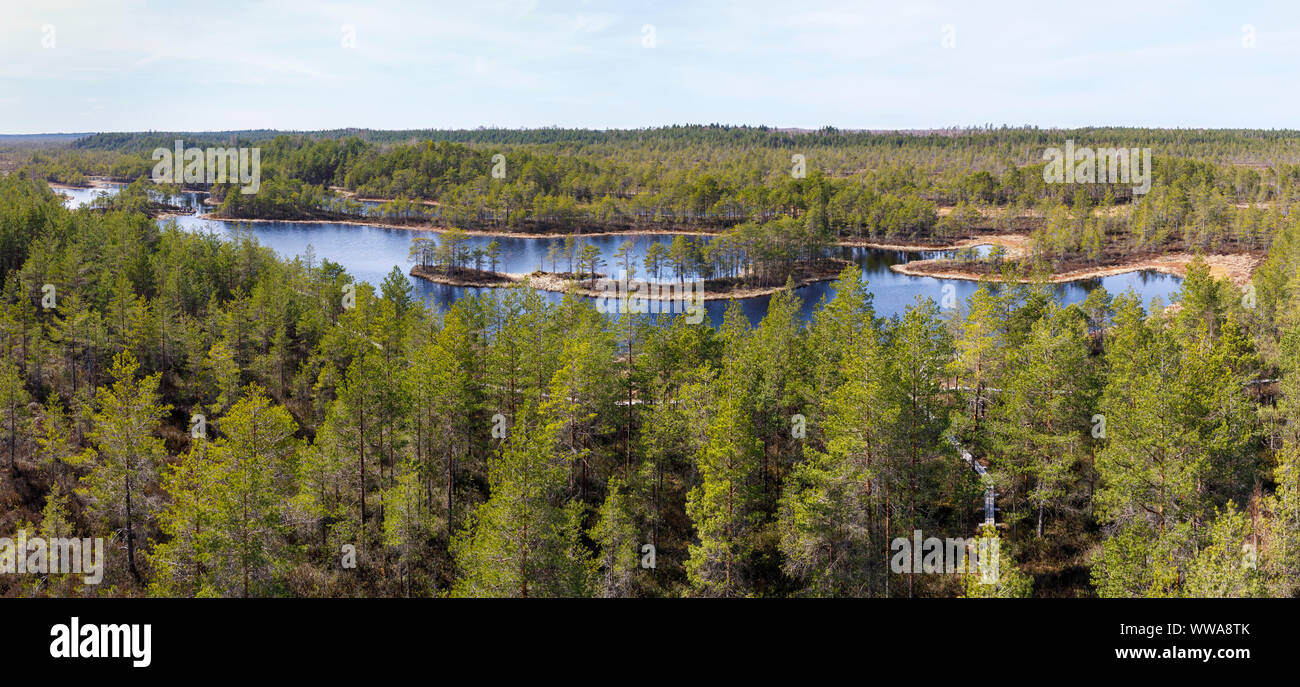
46,182,1228,289
138,197,1207,289
48,178,126,190
410,259,855,300
207,213,722,240
201,211,1039,253
892,251,1261,285
49,181,1039,257
188,208,1217,286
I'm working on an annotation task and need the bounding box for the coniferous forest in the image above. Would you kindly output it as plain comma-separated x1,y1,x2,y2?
6,1,1300,611
4,123,1300,598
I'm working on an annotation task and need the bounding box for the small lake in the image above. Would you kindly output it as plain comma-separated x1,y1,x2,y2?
164,216,1183,326
54,183,121,208
54,182,207,212
55,184,1184,326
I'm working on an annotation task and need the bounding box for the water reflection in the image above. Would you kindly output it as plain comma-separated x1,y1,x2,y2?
55,182,209,212
57,183,1182,326
161,214,1183,326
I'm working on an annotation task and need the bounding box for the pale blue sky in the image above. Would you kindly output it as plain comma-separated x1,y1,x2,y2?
2,0,1298,134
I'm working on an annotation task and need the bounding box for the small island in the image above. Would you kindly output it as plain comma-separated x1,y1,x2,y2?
410,260,854,300
406,226,855,300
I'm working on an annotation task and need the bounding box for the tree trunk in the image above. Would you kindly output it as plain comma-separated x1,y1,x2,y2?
125,474,142,583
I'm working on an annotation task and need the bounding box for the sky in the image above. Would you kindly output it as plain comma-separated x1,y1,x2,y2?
2,0,1299,134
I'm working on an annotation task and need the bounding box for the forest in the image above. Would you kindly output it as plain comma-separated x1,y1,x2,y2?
19,126,1300,269
3,126,1300,597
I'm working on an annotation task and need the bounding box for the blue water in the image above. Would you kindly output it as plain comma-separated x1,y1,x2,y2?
54,183,121,208
162,215,1182,326
54,183,1183,326
55,182,208,212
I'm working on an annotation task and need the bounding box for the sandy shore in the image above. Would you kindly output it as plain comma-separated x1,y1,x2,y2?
840,233,1031,253
328,187,440,206
48,176,140,190
892,251,1261,285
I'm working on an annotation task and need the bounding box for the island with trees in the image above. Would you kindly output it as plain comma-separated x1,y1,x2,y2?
16,126,1289,289
2,126,1299,598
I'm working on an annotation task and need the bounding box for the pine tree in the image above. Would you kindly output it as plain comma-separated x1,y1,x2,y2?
382,461,438,597
70,351,171,584
451,402,594,598
410,306,483,546
1093,294,1258,595
805,264,874,403
614,239,636,281
989,303,1094,538
961,525,1033,598
1184,503,1262,597
150,441,216,597
591,478,641,598
381,265,413,316
950,286,1005,433
685,392,762,597
206,385,300,597
0,356,32,470
778,310,890,596
37,481,81,594
1263,442,1300,596
887,298,953,597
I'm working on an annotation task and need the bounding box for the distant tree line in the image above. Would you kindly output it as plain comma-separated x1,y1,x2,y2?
2,171,1299,597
